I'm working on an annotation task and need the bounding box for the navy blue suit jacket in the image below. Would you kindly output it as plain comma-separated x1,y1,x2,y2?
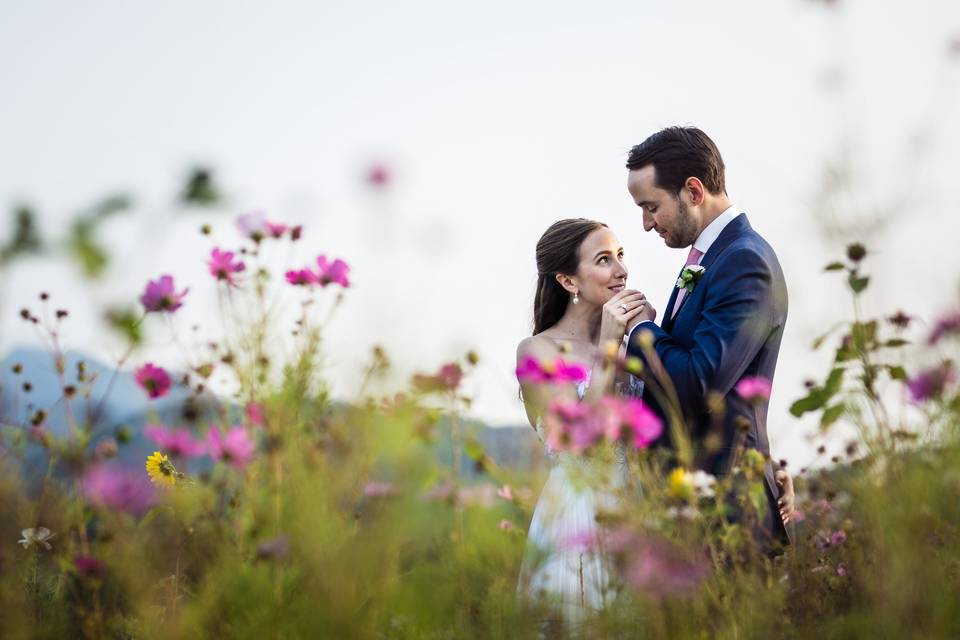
626,213,789,542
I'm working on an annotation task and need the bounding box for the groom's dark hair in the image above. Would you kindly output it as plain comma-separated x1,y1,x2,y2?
626,126,726,196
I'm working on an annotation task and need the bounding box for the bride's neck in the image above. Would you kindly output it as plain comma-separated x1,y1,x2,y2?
552,304,602,343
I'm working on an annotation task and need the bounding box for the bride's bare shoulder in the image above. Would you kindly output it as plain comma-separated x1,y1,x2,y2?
516,333,559,363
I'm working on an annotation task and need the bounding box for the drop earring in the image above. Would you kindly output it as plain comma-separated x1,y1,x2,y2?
573,291,579,305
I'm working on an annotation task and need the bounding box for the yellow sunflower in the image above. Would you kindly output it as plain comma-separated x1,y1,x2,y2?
145,451,180,487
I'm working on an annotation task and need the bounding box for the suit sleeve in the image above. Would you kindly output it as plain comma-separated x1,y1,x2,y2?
627,248,775,412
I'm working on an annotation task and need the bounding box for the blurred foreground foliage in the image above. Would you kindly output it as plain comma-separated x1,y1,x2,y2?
1,219,959,639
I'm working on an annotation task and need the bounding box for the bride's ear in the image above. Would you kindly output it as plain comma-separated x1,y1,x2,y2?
555,273,578,295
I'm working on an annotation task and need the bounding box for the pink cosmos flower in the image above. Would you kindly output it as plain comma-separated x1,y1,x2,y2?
363,481,398,497
620,533,708,597
285,268,319,286
207,425,256,469
144,424,206,458
82,464,157,517
736,376,772,403
562,530,600,552
140,275,188,313
236,211,267,241
496,485,513,501
498,519,514,532
928,310,960,345
367,163,391,187
830,530,848,547
95,438,118,459
74,555,106,577
544,400,611,454
245,402,265,428
515,356,588,385
906,362,956,403
836,563,848,577
603,397,663,449
412,362,463,393
315,255,351,288
135,363,171,399
208,248,246,286
265,221,288,238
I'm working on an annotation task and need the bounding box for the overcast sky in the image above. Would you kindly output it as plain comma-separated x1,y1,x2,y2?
2,0,958,468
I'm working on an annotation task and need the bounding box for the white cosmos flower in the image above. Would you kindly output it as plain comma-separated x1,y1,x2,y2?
690,470,717,498
19,527,55,550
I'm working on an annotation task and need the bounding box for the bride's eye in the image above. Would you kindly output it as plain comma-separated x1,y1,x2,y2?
598,256,609,264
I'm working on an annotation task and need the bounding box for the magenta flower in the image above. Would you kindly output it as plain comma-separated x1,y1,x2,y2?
315,255,351,287
498,519,515,532
928,310,960,345
144,424,206,458
363,481,398,498
245,402,265,428
367,163,391,187
135,363,171,399
515,356,588,385
618,533,708,597
82,464,157,517
544,400,611,454
830,530,847,547
207,425,256,469
74,555,106,577
265,221,288,238
412,362,463,393
836,563,848,577
285,268,318,286
736,376,772,403
208,248,246,286
236,210,267,241
139,275,188,313
604,397,663,449
906,362,956,402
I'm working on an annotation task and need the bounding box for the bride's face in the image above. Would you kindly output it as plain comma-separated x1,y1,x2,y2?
569,227,628,305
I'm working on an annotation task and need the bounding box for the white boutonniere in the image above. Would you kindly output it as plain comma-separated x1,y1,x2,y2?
675,265,706,292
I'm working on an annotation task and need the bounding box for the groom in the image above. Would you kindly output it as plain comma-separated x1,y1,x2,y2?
623,126,790,546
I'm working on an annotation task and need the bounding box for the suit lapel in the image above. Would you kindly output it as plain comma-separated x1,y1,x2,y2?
661,280,681,331
660,214,752,332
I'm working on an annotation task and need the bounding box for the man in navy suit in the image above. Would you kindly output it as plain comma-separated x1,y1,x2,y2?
623,126,791,546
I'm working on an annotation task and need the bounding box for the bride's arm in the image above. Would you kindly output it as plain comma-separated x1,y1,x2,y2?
516,336,578,430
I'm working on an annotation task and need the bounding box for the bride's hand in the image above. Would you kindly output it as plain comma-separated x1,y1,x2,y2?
599,290,647,344
775,469,795,524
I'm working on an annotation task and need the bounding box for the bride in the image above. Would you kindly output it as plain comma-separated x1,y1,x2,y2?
515,218,648,623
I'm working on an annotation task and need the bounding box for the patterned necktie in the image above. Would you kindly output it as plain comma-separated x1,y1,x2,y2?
672,246,704,319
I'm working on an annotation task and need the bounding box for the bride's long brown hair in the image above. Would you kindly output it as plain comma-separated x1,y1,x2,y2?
532,218,607,335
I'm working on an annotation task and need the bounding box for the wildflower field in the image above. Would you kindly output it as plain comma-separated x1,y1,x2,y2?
1,212,959,639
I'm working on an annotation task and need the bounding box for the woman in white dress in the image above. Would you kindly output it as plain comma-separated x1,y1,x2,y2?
515,219,649,625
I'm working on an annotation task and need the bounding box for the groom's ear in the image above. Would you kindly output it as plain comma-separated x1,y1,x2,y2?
684,177,705,206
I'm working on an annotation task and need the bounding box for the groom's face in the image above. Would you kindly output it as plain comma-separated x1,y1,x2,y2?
627,165,699,249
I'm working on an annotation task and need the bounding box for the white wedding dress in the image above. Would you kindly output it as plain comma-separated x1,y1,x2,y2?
517,374,635,625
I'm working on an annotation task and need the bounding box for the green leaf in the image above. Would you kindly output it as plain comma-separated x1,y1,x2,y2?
883,338,909,348
848,274,870,294
811,321,844,350
68,220,109,278
105,306,143,346
886,365,907,381
790,368,844,417
748,481,767,518
181,167,221,206
820,404,845,431
463,438,486,462
824,262,845,271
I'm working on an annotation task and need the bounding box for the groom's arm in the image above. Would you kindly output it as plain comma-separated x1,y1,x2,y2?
626,249,776,412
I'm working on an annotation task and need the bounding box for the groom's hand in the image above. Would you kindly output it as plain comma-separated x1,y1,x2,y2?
627,297,657,333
